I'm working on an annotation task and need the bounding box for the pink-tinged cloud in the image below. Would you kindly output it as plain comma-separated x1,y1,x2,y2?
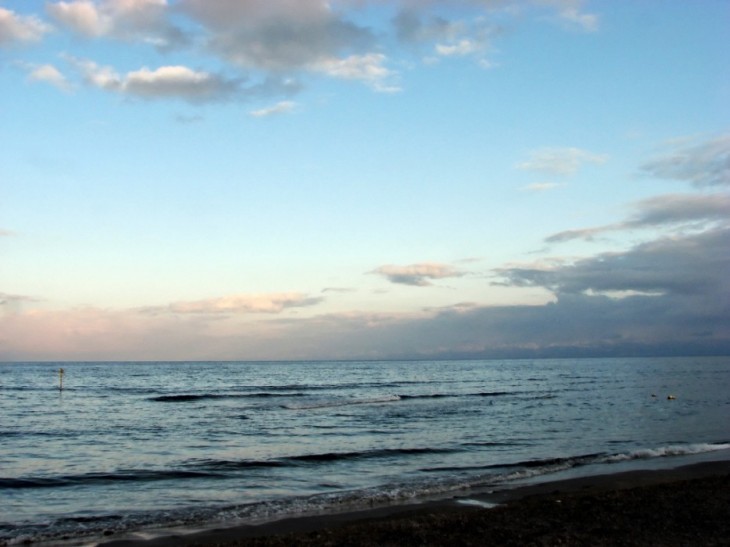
0,7,50,45
27,64,73,91
163,292,324,315
371,262,465,286
47,0,177,45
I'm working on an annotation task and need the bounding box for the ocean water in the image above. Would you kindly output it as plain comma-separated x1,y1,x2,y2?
1,357,729,545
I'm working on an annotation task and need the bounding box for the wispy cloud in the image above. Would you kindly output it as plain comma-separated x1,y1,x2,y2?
522,182,563,192
0,292,38,316
146,292,324,315
534,0,600,32
250,100,296,118
394,8,500,67
321,287,356,294
0,292,36,305
309,53,400,92
174,113,204,124
640,134,730,187
546,193,730,242
371,262,465,287
517,147,608,176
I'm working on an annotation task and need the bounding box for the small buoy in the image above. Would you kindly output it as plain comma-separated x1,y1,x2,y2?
667,395,676,400
59,368,65,391
651,394,657,398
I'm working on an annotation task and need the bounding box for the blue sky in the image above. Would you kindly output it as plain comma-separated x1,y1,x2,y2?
1,0,728,361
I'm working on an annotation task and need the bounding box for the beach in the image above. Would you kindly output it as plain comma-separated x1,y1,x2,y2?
103,460,730,547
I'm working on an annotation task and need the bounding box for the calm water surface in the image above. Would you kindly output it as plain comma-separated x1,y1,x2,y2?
1,357,729,544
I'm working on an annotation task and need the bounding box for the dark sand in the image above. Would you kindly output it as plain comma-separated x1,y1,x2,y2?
104,460,730,547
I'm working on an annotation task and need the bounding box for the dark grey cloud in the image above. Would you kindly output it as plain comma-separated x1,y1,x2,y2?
393,9,460,45
504,227,730,298
332,230,728,358
640,135,730,187
307,227,728,359
180,0,374,71
258,281,729,360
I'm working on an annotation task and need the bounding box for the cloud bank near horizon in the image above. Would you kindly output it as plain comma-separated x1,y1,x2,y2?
3,178,728,361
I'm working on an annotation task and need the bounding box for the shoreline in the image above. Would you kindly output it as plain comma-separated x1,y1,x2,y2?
100,458,730,547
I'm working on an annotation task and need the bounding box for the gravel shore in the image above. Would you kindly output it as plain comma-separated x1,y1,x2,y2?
104,460,730,547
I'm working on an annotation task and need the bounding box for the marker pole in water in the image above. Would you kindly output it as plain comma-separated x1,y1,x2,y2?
59,368,64,391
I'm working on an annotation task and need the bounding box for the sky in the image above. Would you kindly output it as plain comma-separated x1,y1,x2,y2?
1,0,728,361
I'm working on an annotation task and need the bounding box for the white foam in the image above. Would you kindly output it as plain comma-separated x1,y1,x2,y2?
601,443,730,463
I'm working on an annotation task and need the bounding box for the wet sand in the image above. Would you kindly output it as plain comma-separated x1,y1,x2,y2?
103,460,730,546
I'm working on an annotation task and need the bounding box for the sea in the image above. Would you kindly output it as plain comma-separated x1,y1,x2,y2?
2,357,729,545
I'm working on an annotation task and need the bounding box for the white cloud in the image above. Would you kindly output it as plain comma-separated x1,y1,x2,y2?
47,0,108,37
0,7,51,45
517,147,608,176
47,0,183,47
69,58,246,103
124,65,236,101
309,53,400,92
68,56,120,89
27,64,72,91
435,38,482,57
371,262,465,286
249,100,296,117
